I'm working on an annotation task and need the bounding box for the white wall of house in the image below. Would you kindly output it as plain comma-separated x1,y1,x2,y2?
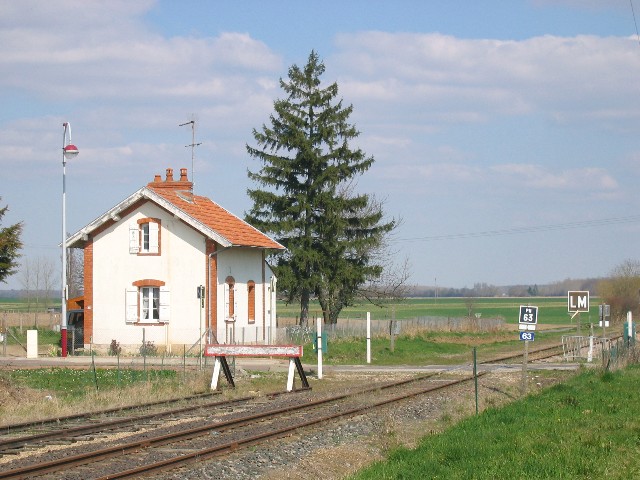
89,201,277,350
91,202,206,349
215,248,276,344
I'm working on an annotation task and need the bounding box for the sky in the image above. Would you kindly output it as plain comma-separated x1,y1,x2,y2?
1,0,640,291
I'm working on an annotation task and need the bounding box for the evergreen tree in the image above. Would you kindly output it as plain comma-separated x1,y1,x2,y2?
0,198,23,284
246,51,394,324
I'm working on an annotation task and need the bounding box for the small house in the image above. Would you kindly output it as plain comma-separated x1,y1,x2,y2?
66,168,284,353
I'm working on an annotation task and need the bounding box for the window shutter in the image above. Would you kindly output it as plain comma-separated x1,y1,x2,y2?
125,288,138,323
159,287,170,322
129,224,139,253
149,222,159,254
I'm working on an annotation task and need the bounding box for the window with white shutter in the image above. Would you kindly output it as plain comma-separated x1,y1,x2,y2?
127,281,170,324
129,224,140,253
130,218,161,255
159,287,170,322
125,288,138,323
148,222,159,254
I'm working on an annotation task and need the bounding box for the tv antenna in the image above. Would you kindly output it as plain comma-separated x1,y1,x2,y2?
179,117,202,188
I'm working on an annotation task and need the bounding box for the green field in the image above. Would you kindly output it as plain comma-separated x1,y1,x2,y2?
278,296,599,326
2,295,597,327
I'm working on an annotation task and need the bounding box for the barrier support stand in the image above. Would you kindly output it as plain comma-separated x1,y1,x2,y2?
206,344,308,392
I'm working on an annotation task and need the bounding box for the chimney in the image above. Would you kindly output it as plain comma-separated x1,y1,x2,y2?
148,167,193,192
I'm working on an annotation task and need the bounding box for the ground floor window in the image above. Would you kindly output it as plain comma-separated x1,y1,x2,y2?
141,286,160,320
126,281,170,323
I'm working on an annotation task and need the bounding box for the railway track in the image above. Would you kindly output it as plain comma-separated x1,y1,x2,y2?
0,389,308,457
0,391,218,437
482,342,566,364
483,334,622,365
0,341,595,479
0,373,483,479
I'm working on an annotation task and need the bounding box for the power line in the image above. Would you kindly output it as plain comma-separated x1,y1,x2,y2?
395,215,640,243
631,0,640,47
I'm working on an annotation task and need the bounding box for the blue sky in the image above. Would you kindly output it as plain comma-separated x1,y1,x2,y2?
1,0,640,291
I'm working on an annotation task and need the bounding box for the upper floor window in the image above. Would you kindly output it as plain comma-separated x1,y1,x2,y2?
129,218,161,255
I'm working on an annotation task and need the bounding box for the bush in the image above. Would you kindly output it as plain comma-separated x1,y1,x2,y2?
108,340,121,356
139,341,157,357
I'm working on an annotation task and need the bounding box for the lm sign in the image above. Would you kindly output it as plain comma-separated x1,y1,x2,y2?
568,291,589,313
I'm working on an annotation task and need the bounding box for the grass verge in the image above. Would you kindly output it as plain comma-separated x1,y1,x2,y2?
349,365,640,479
303,330,567,365
0,367,215,425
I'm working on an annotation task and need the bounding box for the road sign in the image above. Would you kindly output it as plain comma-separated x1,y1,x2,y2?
519,305,538,324
518,305,538,331
519,331,535,341
599,304,610,327
568,291,589,313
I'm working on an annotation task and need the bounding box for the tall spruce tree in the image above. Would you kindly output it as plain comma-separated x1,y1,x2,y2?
246,51,395,324
0,198,23,284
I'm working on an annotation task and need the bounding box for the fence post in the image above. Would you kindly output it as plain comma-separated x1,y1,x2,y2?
142,328,147,377
473,347,479,415
389,306,396,353
317,317,323,379
366,312,371,364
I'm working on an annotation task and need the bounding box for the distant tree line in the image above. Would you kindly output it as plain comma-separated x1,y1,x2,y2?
409,278,602,298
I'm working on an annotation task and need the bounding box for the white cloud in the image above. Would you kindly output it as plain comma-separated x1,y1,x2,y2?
0,3,282,102
491,163,618,191
333,32,640,125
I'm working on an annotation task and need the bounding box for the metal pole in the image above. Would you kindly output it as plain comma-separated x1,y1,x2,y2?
199,287,203,371
521,340,529,396
366,311,371,364
143,327,146,376
316,317,323,379
473,347,479,415
59,123,79,358
61,123,68,357
390,305,396,353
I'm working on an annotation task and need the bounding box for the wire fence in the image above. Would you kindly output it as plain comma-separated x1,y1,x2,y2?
1,310,60,331
1,310,505,357
602,336,639,371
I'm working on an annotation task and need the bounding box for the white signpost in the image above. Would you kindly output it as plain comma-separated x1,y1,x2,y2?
518,305,537,395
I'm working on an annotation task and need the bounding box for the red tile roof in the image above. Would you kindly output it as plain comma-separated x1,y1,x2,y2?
147,171,283,250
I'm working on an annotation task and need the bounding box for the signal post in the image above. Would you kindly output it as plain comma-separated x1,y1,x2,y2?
518,305,538,395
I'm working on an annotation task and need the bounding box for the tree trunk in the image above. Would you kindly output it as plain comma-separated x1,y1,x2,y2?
299,289,310,326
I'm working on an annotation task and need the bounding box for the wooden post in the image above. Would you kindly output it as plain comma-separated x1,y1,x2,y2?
521,340,529,396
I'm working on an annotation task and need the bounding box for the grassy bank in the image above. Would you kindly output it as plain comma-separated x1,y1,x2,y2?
350,365,640,479
0,366,215,425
